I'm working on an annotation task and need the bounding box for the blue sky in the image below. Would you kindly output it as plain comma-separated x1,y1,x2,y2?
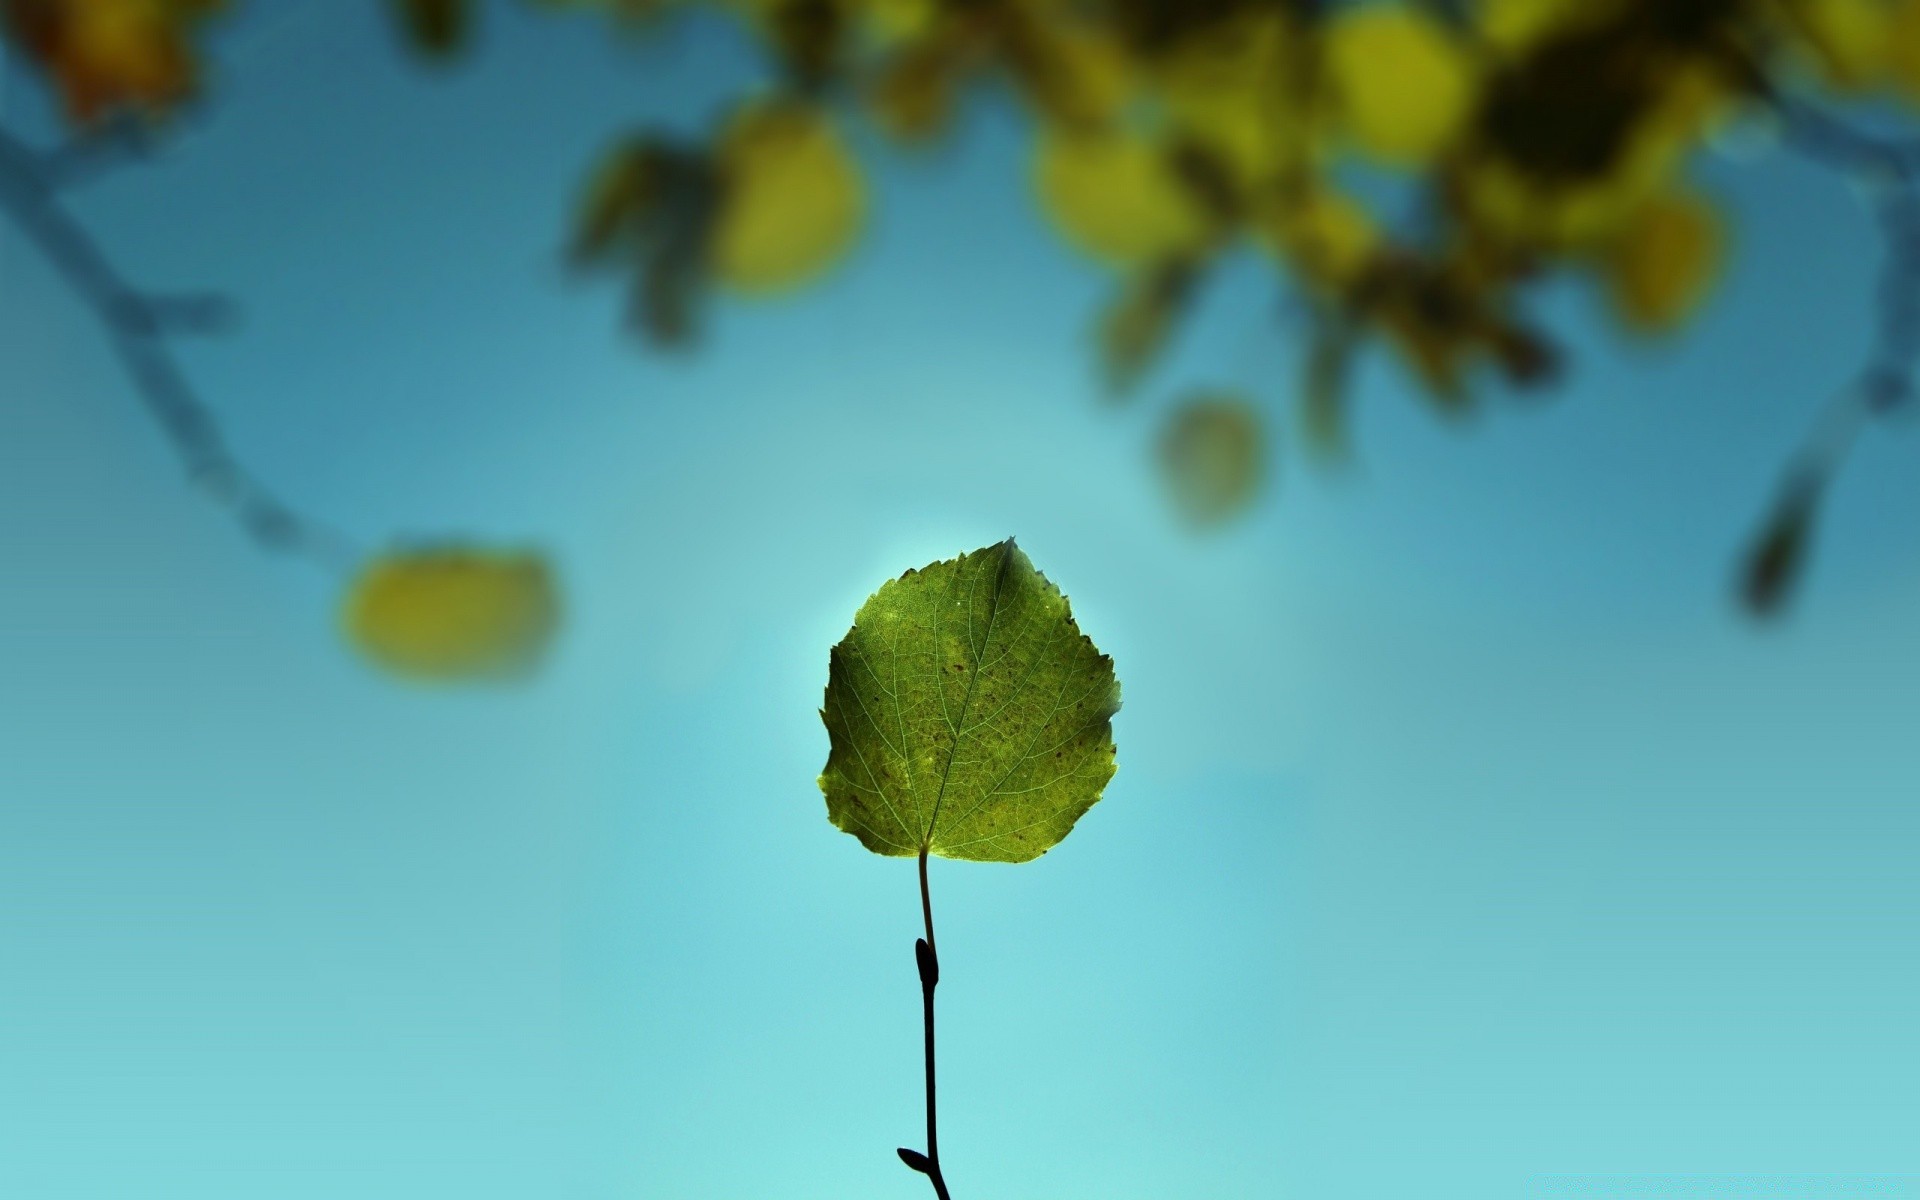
3,5,1919,1198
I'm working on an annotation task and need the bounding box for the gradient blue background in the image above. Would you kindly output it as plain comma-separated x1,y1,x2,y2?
3,5,1919,1197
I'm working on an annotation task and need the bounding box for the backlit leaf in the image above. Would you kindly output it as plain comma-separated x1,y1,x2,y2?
343,547,559,681
818,540,1119,863
710,99,866,293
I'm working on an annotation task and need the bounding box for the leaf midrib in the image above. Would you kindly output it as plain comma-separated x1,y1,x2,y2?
921,540,1014,849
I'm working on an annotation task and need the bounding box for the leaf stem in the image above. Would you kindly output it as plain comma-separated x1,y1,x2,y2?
897,848,952,1200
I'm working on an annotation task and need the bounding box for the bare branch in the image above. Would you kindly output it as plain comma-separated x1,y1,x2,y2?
0,120,356,569
1738,96,1920,614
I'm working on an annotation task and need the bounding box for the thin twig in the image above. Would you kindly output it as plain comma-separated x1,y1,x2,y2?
0,120,355,569
1734,94,1920,611
897,848,953,1200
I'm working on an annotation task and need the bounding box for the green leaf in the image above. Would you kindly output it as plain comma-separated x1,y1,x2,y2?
818,540,1120,864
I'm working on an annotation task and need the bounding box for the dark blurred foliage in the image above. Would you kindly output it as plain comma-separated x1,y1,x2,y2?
391,0,474,57
5,0,1920,645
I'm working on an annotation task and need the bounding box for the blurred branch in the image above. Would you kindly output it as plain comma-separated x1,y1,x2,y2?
35,119,162,187
0,120,354,567
1738,97,1920,614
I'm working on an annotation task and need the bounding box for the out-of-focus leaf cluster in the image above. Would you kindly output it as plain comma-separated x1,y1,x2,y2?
10,0,1920,610
547,0,1917,544
0,4,573,682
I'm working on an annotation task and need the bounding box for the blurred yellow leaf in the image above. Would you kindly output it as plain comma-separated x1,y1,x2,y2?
344,548,559,681
1158,393,1266,528
5,0,214,122
1888,0,1920,101
1779,0,1891,90
1036,125,1214,266
861,0,939,44
710,99,866,293
1603,187,1723,333
1323,5,1475,166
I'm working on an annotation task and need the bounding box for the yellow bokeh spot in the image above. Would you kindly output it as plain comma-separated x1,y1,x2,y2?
1035,125,1213,266
1602,188,1724,333
1323,5,1476,166
711,100,867,293
343,548,559,682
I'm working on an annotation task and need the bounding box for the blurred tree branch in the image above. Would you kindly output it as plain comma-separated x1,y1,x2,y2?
7,0,1920,628
0,19,560,682
1740,94,1920,612
0,117,352,564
